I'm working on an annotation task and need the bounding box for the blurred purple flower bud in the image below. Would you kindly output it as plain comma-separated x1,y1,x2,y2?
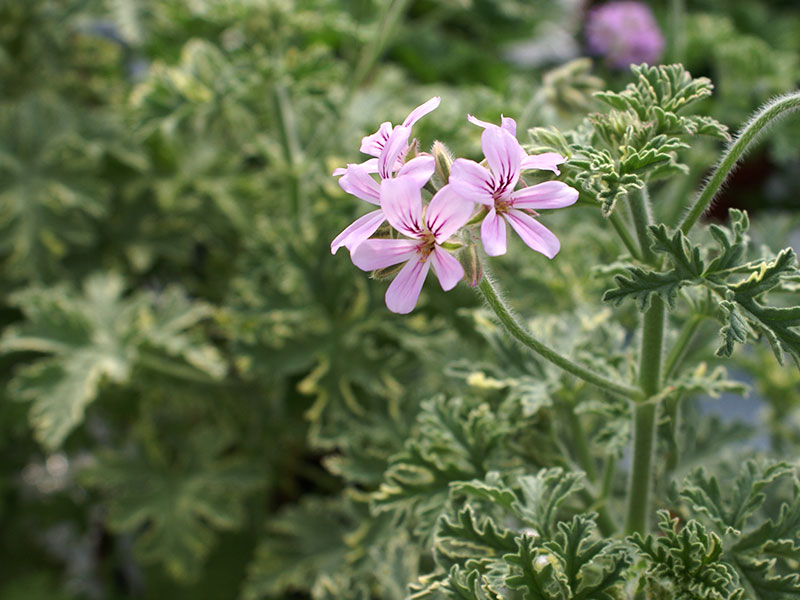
585,1,664,69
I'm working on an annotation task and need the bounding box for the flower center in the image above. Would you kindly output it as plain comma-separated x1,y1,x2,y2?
417,230,437,260
494,197,512,215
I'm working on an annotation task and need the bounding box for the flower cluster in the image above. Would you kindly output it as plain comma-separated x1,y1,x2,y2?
585,1,664,69
332,98,579,313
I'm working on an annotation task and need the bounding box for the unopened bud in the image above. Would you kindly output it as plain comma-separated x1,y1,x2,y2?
458,243,483,287
404,138,419,162
431,140,454,184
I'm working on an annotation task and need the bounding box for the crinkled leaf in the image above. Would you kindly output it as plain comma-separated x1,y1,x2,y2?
82,429,262,581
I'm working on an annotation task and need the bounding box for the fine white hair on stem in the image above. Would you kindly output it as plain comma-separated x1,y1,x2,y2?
679,91,800,234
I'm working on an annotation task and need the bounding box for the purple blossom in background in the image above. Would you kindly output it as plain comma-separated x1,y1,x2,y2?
585,1,664,69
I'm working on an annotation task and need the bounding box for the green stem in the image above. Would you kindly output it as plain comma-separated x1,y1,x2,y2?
625,400,659,534
349,0,411,97
668,0,686,64
608,210,642,261
273,83,308,237
663,315,702,380
639,299,666,396
600,455,616,500
624,184,666,535
477,276,642,400
563,401,618,534
564,402,598,482
679,91,800,235
627,187,656,264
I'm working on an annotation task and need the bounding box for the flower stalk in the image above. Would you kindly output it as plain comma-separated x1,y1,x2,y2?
477,275,642,400
679,91,800,235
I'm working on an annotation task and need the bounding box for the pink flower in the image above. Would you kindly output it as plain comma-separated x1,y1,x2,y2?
448,116,578,258
333,97,441,177
351,177,472,314
331,98,440,255
585,1,664,70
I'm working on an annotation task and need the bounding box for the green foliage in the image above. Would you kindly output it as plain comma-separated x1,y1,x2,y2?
633,461,800,600
601,208,800,366
2,1,800,598
81,427,262,581
631,511,741,599
0,273,224,448
529,64,729,216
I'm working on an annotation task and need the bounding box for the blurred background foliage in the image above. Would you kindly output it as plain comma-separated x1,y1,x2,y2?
0,0,798,598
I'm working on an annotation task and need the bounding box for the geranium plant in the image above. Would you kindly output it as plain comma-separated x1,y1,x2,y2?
328,64,800,598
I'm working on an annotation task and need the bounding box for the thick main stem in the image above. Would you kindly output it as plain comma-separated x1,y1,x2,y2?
679,91,800,235
625,400,659,534
477,276,641,400
625,187,666,534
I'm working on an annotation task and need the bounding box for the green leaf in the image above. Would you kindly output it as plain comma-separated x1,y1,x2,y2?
544,514,630,600
371,397,500,538
242,496,361,599
82,428,262,581
734,480,800,556
0,273,225,448
512,468,585,538
0,93,108,281
435,505,518,570
630,511,740,599
681,460,794,534
734,556,800,600
658,362,749,401
505,535,563,600
603,266,685,311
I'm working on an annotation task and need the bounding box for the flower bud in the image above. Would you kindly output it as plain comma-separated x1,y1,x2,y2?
458,243,483,288
431,140,454,184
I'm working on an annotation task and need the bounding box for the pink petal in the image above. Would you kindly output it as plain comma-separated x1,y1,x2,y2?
481,208,507,256
426,185,474,244
402,96,441,127
331,210,387,254
351,238,420,270
360,122,393,157
386,257,431,314
334,158,378,177
380,176,423,238
467,114,494,129
510,181,579,210
467,114,517,137
506,209,561,259
520,152,567,174
338,164,381,204
378,125,411,179
430,246,464,291
500,116,517,137
397,155,435,188
448,158,495,206
481,126,525,196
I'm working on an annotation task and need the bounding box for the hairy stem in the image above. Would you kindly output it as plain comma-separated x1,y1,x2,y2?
608,210,643,261
680,91,800,234
664,315,702,380
477,276,642,399
625,400,659,534
627,187,656,264
625,185,666,534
